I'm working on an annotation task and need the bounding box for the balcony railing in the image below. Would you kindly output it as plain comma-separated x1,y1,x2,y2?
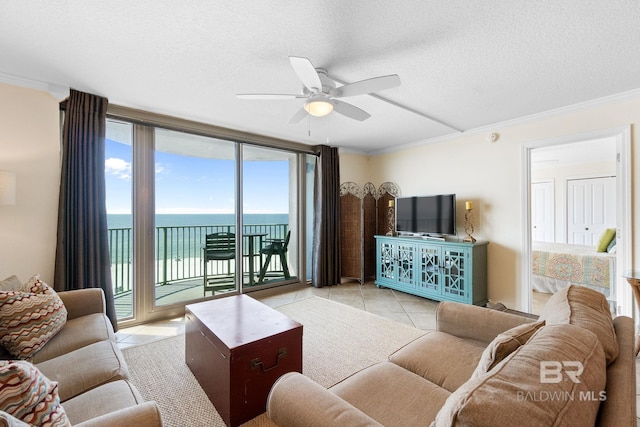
108,223,289,297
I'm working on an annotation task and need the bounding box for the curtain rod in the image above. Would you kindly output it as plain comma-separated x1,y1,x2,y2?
107,105,318,156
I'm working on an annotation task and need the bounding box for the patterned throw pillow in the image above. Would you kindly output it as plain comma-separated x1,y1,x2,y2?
0,275,67,359
0,360,71,427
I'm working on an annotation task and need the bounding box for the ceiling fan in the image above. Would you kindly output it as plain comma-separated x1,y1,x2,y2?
236,56,401,123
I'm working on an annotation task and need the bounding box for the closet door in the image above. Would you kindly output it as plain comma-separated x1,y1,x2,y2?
531,181,554,242
567,176,615,245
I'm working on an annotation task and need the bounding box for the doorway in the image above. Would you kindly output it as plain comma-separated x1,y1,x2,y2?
521,126,632,317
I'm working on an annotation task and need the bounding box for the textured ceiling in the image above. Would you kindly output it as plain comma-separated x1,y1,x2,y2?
1,1,640,154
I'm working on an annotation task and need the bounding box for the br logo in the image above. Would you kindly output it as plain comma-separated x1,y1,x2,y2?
539,361,583,383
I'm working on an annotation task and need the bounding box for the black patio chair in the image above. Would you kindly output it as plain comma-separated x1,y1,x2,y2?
257,231,291,283
203,232,236,295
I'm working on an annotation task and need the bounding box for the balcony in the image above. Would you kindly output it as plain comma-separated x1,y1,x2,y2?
109,223,290,319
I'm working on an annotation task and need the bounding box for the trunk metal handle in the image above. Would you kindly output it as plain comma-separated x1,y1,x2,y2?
251,347,287,372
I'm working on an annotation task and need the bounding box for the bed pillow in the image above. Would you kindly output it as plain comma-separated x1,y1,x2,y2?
0,275,67,359
471,320,545,378
596,228,616,252
539,285,617,365
0,360,71,427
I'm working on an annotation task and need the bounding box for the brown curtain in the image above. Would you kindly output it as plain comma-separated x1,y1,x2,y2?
54,89,117,331
312,145,341,287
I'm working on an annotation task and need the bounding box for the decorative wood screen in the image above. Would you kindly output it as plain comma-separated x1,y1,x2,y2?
339,181,400,283
377,182,400,238
362,183,377,281
339,182,363,282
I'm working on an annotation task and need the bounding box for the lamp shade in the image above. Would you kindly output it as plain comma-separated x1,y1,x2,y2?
0,171,16,206
304,96,334,117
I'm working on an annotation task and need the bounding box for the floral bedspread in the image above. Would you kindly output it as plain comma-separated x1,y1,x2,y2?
532,242,615,289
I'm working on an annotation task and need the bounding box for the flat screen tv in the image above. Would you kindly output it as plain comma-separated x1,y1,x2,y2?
395,194,456,236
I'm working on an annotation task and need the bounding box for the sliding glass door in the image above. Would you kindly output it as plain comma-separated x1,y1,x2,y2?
242,145,297,291
105,117,309,326
105,120,134,321
154,129,238,307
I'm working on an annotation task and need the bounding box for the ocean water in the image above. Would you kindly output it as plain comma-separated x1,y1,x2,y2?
107,213,289,229
107,213,289,264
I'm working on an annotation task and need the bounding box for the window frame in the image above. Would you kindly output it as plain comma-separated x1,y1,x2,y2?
106,106,315,328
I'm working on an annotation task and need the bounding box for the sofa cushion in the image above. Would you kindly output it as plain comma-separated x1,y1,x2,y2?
539,284,618,364
35,340,130,402
30,313,115,364
389,331,485,392
331,361,451,427
471,320,545,378
267,372,384,427
432,324,606,427
61,380,145,425
0,360,71,427
0,411,30,427
436,301,536,346
0,276,67,359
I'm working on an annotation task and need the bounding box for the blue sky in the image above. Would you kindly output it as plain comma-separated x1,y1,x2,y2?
105,139,290,214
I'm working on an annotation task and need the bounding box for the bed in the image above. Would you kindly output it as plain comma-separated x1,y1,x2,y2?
532,241,616,302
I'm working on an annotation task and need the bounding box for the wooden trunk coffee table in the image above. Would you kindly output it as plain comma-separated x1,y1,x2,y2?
185,295,303,427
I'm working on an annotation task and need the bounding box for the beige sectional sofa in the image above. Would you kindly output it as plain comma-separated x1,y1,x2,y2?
267,285,636,426
0,279,162,426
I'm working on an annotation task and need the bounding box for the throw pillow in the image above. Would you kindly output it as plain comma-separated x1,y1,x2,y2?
0,360,71,427
0,275,67,359
539,285,618,365
432,324,606,427
596,228,616,252
471,320,545,378
0,276,22,292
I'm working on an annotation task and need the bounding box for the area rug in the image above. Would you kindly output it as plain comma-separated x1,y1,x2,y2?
122,296,427,426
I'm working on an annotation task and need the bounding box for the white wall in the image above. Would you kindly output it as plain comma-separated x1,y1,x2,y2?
0,83,60,284
341,95,640,311
2,80,639,312
339,153,374,186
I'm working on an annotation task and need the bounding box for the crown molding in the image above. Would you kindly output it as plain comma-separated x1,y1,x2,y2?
0,71,69,101
370,87,640,156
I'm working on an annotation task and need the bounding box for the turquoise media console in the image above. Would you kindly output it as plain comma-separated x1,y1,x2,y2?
375,235,488,305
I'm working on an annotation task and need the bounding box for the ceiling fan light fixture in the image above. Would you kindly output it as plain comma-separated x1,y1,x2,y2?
304,97,334,117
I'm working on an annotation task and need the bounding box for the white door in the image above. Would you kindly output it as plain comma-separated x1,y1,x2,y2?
567,176,616,245
531,181,554,242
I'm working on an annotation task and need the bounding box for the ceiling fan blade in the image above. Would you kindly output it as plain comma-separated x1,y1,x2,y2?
330,74,400,98
236,93,303,100
332,99,371,121
288,107,308,124
289,56,323,93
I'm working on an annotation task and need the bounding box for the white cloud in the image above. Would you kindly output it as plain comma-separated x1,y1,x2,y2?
105,157,131,180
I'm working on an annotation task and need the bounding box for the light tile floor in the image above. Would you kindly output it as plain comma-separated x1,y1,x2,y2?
115,279,640,424
115,279,439,349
